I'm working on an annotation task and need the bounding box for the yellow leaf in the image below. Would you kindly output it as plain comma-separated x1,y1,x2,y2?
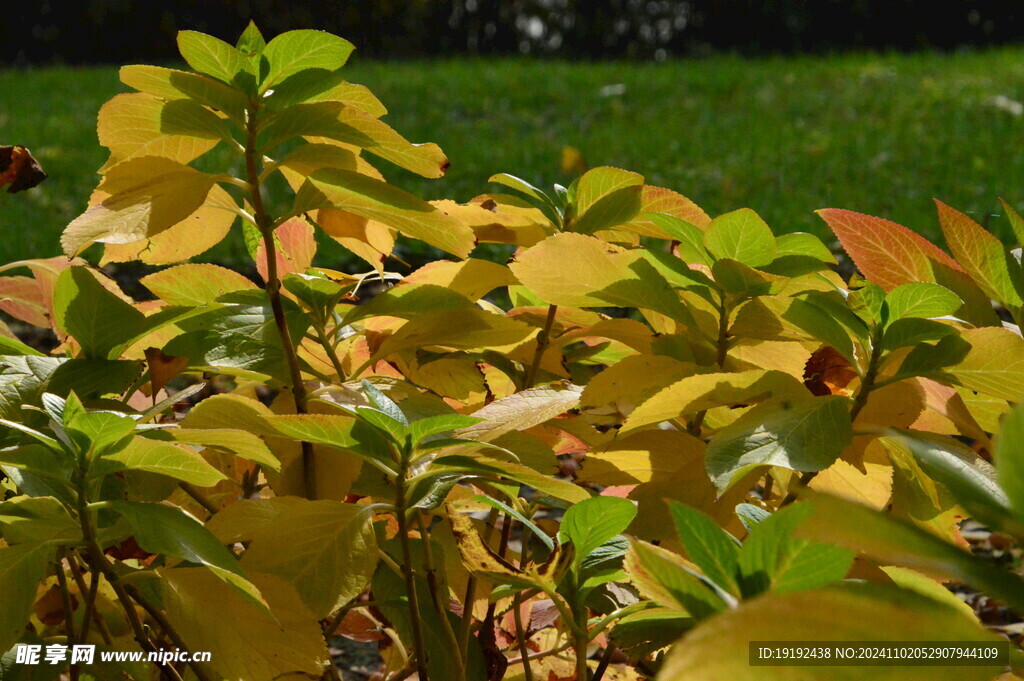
62,157,217,257
580,355,694,424
947,327,1024,401
658,584,1002,681
510,232,688,322
456,383,584,442
435,195,552,247
809,441,893,510
97,93,219,168
101,185,237,265
240,499,377,618
403,259,518,302
316,207,395,273
152,569,329,681
581,430,705,485
622,370,806,433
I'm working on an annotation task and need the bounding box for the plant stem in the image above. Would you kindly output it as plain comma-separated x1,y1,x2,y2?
457,506,500,656
56,549,79,681
513,527,535,681
416,513,466,681
574,591,590,681
244,102,316,499
591,643,616,681
69,550,112,645
525,304,558,388
125,584,218,681
315,323,347,380
688,297,731,436
394,461,430,681
75,467,211,681
179,482,218,515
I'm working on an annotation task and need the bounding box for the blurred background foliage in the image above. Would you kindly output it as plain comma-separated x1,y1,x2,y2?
2,1,1024,271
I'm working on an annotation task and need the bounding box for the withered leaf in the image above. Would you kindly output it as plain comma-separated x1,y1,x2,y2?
0,145,47,193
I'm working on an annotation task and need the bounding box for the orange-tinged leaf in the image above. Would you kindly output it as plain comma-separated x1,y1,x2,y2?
316,208,394,272
256,216,317,282
818,208,961,290
935,199,1024,307
145,347,189,395
818,208,997,326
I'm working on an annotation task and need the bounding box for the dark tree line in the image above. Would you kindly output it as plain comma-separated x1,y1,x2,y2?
4,0,1024,65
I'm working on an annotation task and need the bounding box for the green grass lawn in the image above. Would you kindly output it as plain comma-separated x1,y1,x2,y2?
3,48,1024,267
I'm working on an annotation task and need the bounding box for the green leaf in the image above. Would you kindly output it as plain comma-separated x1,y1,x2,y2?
52,267,147,359
658,582,1003,681
668,502,741,597
111,501,243,575
93,437,226,487
561,496,637,569
884,282,962,321
235,21,266,54
0,496,79,546
262,30,354,89
177,31,245,86
361,379,409,426
706,395,852,493
645,213,711,265
774,232,837,263
624,540,728,617
299,169,473,258
0,356,62,422
487,173,559,220
798,492,1024,613
0,545,51,653
881,317,957,350
704,208,776,267
409,414,483,446
609,608,693,657
467,495,554,551
240,500,377,618
159,99,235,144
895,332,970,379
0,335,43,357
735,503,771,533
898,433,1011,529
66,411,136,458
1000,197,1024,247
848,282,887,324
737,503,853,597
996,404,1024,524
